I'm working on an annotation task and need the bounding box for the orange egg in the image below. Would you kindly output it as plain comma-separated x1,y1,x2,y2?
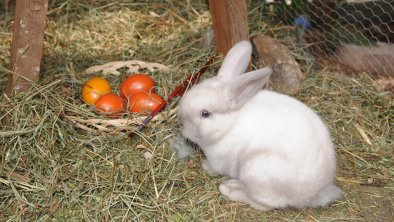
94,93,126,115
82,77,112,105
128,92,164,114
120,74,155,98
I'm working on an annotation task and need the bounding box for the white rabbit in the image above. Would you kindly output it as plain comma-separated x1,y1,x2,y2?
177,40,341,211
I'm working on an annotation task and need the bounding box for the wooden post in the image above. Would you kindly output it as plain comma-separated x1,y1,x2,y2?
208,0,249,54
5,0,48,96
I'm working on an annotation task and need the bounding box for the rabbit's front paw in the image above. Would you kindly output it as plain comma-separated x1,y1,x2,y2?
201,159,219,176
219,179,272,211
219,179,247,200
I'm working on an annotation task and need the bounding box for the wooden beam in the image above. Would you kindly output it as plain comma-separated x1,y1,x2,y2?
5,0,48,96
208,0,249,54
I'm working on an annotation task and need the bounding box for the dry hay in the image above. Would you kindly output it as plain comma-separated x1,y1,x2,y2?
0,1,393,221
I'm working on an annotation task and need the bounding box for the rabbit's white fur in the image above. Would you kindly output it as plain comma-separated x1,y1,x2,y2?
178,40,341,210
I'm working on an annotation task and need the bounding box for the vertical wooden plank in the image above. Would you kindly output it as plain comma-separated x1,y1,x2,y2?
208,0,249,54
5,0,49,96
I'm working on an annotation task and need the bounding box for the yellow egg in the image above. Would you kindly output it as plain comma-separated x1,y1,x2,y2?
82,77,112,105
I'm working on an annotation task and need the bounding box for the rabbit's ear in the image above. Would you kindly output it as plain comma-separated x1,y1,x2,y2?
218,41,252,79
225,67,272,109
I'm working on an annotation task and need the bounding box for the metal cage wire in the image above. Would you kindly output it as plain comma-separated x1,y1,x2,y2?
263,0,394,76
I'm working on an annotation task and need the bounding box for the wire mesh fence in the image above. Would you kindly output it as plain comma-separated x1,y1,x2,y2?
261,0,394,77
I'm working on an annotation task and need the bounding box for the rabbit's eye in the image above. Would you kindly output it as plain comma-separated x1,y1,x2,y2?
201,109,211,118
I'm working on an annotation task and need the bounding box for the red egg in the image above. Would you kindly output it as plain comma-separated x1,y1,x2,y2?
120,74,155,98
128,92,164,114
94,93,126,115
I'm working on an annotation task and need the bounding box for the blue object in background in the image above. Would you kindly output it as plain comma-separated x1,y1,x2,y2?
293,15,315,66
293,15,311,30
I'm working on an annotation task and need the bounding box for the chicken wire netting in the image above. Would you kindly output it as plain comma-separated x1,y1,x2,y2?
261,0,394,76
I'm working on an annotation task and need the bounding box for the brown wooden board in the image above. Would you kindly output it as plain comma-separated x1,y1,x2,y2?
208,0,249,54
5,0,48,96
